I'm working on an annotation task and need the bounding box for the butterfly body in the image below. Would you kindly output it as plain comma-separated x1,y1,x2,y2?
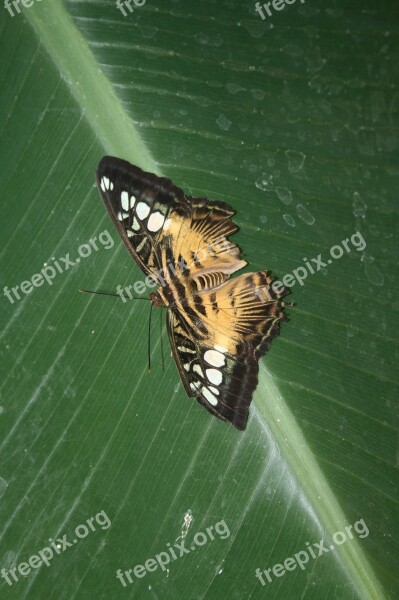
96,157,289,430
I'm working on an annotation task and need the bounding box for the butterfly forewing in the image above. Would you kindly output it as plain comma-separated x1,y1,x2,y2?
168,271,288,430
96,156,189,279
167,310,253,430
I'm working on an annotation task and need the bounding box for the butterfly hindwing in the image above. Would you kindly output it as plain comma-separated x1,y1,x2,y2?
171,196,247,288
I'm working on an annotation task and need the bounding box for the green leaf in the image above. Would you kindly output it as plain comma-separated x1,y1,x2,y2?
0,1,397,599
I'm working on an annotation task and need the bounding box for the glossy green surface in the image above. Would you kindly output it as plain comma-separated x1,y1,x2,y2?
0,1,397,598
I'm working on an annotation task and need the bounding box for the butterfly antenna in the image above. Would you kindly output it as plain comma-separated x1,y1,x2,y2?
79,289,149,301
147,301,154,373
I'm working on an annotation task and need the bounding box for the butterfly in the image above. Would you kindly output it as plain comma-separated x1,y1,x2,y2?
96,156,289,430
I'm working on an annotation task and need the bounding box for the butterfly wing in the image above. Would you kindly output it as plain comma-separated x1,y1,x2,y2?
166,194,248,288
96,156,190,279
167,271,288,430
96,156,246,283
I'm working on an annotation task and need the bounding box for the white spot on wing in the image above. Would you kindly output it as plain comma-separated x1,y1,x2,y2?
121,191,129,211
147,211,165,232
206,368,223,385
178,346,196,354
208,386,220,395
204,349,225,367
193,364,204,378
103,176,110,190
100,179,105,192
136,202,150,220
132,217,140,231
136,237,147,252
202,387,218,406
130,195,136,208
127,230,134,237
